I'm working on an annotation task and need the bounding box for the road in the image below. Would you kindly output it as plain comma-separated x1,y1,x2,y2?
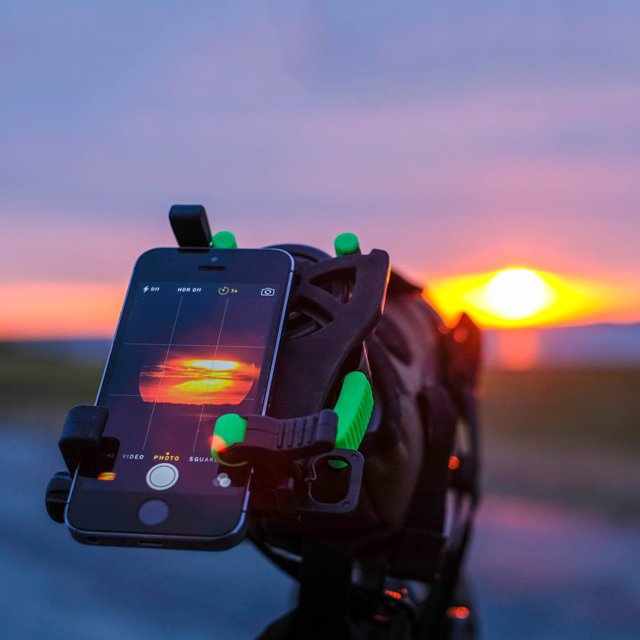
1,428,639,639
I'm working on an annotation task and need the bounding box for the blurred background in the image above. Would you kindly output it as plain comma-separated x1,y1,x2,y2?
1,2,639,638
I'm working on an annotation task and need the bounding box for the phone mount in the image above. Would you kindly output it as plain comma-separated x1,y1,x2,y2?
45,204,482,640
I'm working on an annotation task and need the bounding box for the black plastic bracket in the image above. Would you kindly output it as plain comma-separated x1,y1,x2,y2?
45,405,109,523
59,405,109,474
268,247,389,419
45,471,72,524
221,410,338,466
218,410,365,516
169,204,212,247
298,449,364,514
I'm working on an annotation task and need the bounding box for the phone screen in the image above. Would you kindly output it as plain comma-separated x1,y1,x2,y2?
67,248,293,543
98,279,285,492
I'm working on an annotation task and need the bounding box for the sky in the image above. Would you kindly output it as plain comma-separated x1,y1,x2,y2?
1,1,639,338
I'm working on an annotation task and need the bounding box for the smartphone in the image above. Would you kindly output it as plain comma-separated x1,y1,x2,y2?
66,247,294,549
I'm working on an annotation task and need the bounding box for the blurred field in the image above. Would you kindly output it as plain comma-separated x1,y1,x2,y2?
483,368,640,453
482,368,640,519
0,342,103,426
1,342,638,518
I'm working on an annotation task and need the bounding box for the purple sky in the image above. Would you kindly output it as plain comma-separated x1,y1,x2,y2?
2,2,640,292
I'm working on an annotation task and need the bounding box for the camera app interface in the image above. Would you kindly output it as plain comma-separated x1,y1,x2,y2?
89,281,284,496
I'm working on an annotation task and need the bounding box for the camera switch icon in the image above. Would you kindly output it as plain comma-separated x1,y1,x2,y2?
260,287,275,296
214,473,232,488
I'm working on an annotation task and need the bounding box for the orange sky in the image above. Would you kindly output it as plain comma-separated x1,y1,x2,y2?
1,266,638,341
0,283,125,340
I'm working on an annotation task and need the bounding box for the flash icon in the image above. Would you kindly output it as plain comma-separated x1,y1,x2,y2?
143,286,149,293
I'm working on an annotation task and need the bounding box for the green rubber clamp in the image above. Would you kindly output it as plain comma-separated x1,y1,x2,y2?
333,371,372,450
334,232,360,257
211,372,373,469
211,413,248,466
330,370,372,467
211,230,238,249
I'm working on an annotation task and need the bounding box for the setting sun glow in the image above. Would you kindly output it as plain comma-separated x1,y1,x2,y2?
139,356,255,405
484,268,556,321
426,267,639,329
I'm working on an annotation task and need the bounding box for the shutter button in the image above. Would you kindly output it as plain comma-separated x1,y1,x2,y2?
146,463,179,490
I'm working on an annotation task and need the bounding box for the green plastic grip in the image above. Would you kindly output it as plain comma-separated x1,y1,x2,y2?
211,413,248,466
334,232,360,256
333,371,372,450
211,230,238,249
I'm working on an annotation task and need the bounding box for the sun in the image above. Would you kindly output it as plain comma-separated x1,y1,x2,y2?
484,268,555,320
425,266,565,328
426,265,638,329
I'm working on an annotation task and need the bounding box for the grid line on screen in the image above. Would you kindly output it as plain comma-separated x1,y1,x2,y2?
192,297,230,452
142,297,184,450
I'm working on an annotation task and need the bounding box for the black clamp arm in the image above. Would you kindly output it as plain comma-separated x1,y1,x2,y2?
214,410,365,516
45,405,109,523
169,204,212,247
216,410,337,465
58,405,109,474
